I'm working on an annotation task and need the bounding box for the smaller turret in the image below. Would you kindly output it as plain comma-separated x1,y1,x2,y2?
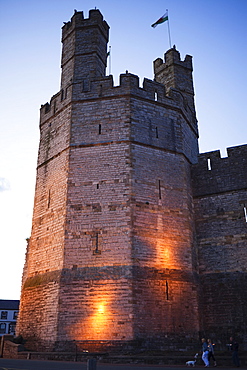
154,46,196,118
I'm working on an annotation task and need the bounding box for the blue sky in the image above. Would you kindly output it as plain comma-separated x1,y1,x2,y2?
0,0,246,299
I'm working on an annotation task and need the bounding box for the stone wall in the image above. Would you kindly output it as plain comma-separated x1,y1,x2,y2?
17,7,247,353
192,145,247,348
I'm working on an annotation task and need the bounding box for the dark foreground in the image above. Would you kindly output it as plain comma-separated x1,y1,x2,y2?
0,358,246,370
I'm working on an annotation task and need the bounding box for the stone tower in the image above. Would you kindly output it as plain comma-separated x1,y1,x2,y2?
17,9,200,351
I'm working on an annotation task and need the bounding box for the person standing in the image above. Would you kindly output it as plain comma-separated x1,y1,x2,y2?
207,338,217,366
202,338,209,367
229,337,240,367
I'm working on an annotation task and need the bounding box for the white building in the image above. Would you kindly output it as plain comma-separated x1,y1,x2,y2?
0,300,19,336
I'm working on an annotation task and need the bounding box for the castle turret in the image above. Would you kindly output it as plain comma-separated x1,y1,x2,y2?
154,46,196,122
61,9,109,89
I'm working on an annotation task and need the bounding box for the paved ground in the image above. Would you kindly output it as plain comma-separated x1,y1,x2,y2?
0,359,244,370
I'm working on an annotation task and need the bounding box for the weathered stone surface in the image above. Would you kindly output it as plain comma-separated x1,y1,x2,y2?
16,8,247,353
192,146,247,345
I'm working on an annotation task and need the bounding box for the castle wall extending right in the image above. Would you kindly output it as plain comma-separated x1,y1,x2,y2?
192,144,247,347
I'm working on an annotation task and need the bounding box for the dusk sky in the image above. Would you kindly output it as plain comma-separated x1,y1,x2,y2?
0,0,246,299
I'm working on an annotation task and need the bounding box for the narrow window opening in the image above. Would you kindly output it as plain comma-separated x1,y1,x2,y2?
98,124,101,135
95,233,98,252
244,205,247,222
154,91,158,101
96,183,99,189
158,180,162,199
156,127,159,138
81,80,89,92
207,158,212,170
61,89,64,101
47,189,51,209
166,280,169,300
81,80,89,91
93,232,101,254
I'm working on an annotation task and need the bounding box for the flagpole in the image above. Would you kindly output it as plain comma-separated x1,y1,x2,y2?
109,45,111,75
166,9,172,48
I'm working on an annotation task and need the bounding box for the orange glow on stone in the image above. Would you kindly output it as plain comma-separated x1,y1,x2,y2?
67,281,134,343
98,304,105,314
67,298,111,340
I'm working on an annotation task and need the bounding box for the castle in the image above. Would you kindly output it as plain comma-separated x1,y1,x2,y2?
16,9,247,352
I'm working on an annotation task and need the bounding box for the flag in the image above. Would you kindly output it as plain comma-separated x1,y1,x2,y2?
151,11,168,28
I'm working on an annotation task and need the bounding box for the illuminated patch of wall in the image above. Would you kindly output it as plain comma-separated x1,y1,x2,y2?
66,279,134,341
134,225,193,270
155,213,173,268
131,210,199,337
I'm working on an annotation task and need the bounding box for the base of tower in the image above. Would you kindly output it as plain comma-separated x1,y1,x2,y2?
19,334,200,354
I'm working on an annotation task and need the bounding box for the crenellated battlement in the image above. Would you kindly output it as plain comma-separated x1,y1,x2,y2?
196,144,247,164
154,47,193,74
40,71,197,133
192,144,247,197
61,9,109,42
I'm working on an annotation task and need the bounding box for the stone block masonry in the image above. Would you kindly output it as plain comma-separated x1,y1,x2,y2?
192,145,247,345
16,8,247,354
